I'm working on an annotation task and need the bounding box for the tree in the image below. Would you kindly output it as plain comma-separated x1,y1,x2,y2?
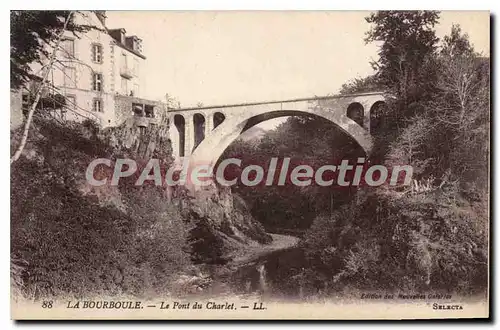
339,75,381,95
10,11,93,90
386,24,489,187
11,11,75,164
301,19,489,296
365,11,440,107
165,93,182,109
11,11,104,163
362,11,441,160
441,24,475,57
430,25,489,192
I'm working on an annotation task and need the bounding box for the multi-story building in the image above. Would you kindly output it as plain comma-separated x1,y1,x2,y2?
25,10,164,128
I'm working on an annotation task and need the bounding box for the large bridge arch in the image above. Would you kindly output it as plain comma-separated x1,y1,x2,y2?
189,106,371,169
168,92,387,176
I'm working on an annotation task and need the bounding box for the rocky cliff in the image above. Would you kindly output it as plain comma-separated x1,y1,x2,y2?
102,114,173,161
97,115,273,264
182,186,272,264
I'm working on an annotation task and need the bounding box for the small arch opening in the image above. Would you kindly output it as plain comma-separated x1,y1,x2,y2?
193,113,206,151
346,102,364,127
213,112,225,130
174,114,185,157
370,101,386,134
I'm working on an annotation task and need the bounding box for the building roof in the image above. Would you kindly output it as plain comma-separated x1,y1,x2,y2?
108,28,126,34
113,40,146,60
100,18,146,59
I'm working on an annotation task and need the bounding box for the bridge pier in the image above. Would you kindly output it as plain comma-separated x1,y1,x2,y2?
184,113,194,157
361,100,372,132
205,113,213,133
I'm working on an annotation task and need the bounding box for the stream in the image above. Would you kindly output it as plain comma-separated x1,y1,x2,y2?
228,234,311,299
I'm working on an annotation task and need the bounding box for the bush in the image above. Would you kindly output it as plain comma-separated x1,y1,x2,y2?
11,118,192,300
11,157,135,298
302,188,488,295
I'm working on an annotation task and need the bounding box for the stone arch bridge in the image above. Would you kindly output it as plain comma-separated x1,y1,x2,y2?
168,92,386,168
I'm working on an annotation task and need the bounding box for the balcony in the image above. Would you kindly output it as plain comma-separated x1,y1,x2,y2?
120,66,133,79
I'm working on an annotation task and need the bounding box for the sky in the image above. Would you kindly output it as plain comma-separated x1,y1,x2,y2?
106,10,489,115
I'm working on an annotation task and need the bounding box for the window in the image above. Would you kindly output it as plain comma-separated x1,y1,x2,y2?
60,39,75,58
63,67,76,88
121,78,128,95
92,44,103,63
145,105,154,118
92,98,103,112
121,53,128,69
92,73,103,92
133,58,139,76
133,103,143,116
133,83,139,96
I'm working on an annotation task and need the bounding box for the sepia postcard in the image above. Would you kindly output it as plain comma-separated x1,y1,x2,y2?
10,10,490,320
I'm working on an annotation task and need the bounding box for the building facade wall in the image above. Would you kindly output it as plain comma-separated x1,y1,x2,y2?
112,44,144,99
115,95,166,127
27,11,148,128
46,12,116,126
10,89,24,130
